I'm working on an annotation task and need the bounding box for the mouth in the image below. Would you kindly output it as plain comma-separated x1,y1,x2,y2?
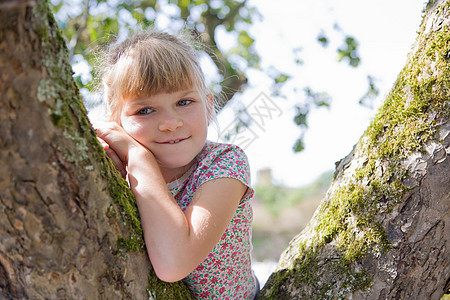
157,137,189,144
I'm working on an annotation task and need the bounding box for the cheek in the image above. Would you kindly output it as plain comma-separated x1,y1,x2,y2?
186,112,207,132
121,118,147,141
194,115,209,138
190,106,209,127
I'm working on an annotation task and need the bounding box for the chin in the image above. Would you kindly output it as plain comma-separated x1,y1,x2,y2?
158,157,195,170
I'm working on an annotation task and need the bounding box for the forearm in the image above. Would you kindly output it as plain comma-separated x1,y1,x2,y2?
126,148,208,281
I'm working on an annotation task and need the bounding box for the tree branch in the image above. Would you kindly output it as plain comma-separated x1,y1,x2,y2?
0,0,36,10
68,0,90,62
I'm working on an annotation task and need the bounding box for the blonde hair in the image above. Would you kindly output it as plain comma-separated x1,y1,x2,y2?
97,30,214,122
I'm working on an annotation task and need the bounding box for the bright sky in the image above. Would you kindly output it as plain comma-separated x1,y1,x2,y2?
207,0,426,187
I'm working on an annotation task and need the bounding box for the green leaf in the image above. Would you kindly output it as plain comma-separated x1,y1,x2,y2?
337,35,360,67
238,30,254,48
317,33,328,47
359,75,380,108
293,137,305,153
304,87,331,107
274,74,290,84
179,0,190,9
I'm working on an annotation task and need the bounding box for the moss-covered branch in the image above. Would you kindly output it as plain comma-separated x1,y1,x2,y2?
259,0,450,298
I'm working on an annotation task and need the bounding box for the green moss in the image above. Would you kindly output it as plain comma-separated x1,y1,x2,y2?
260,269,292,299
261,3,450,299
102,156,145,252
147,269,195,300
262,243,372,300
33,0,145,281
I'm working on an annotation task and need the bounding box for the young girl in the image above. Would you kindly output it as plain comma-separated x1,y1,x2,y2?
93,30,258,299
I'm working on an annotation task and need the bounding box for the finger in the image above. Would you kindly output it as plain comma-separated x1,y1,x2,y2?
105,147,126,173
96,137,109,150
120,165,128,178
93,121,121,141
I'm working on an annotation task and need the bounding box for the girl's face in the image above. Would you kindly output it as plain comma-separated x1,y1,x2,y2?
120,89,210,182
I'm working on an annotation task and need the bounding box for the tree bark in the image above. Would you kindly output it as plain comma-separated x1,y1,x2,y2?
0,0,192,299
259,1,450,299
1,0,449,299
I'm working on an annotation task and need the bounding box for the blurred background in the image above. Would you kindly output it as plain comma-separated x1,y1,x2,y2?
50,0,425,284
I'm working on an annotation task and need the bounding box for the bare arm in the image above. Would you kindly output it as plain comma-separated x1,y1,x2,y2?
128,146,246,281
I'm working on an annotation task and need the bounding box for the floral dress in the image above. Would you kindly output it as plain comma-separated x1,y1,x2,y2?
167,141,256,299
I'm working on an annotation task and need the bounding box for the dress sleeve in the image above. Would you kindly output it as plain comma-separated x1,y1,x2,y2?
195,143,254,202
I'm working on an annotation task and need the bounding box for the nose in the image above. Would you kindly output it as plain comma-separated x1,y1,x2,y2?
158,111,183,132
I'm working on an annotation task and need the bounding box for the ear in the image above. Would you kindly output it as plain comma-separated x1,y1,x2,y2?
207,93,214,107
206,93,214,113
206,93,214,124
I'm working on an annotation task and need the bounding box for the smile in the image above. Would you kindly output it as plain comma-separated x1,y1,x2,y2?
168,139,182,144
157,137,189,144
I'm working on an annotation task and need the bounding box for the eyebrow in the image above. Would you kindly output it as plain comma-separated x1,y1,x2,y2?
178,90,198,97
126,90,199,105
126,97,151,107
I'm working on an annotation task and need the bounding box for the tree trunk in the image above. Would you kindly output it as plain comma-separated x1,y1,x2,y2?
259,1,450,299
0,0,192,298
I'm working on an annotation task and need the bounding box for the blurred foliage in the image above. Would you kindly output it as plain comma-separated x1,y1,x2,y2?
292,87,331,152
253,170,334,260
359,75,380,108
254,184,287,216
317,31,329,48
50,0,377,153
317,25,362,68
337,36,360,67
255,170,333,216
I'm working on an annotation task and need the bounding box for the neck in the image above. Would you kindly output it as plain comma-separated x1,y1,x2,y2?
160,161,195,184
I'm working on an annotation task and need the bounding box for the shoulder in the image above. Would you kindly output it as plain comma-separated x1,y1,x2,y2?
198,141,249,164
195,141,252,186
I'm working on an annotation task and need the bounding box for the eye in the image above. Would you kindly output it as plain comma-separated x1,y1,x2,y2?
137,107,153,115
177,99,192,106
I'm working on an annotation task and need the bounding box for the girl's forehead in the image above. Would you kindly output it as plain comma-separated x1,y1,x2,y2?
124,88,203,102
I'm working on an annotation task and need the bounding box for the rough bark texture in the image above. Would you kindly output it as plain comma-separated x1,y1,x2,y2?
259,1,450,299
0,0,192,299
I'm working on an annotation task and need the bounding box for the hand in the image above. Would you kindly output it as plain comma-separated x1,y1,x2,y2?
97,136,127,178
93,121,141,178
